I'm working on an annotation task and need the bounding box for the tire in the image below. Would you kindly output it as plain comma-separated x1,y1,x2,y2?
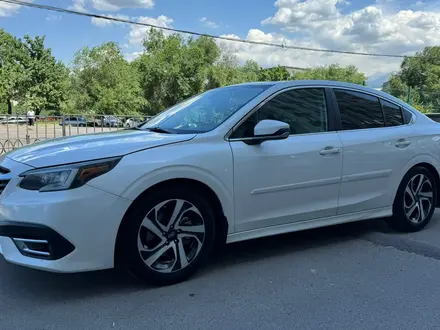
119,185,216,286
386,166,437,232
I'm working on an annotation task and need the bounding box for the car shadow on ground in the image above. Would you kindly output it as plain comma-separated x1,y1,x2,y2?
0,218,388,301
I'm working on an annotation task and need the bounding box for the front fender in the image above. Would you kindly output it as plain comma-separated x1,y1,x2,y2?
87,140,235,233
120,165,234,233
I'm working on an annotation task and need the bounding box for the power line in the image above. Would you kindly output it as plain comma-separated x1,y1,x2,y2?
2,0,414,59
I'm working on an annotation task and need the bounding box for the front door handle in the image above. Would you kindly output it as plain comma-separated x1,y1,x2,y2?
320,146,340,155
395,139,411,148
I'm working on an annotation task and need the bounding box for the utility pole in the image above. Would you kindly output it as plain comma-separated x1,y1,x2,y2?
407,85,412,105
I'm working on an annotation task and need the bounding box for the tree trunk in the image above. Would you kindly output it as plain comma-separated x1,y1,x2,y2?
7,99,12,115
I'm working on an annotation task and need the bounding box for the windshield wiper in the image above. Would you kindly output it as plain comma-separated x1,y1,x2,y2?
145,127,172,134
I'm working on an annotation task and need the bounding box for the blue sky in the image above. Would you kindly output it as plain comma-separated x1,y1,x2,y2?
1,0,440,87
1,0,278,64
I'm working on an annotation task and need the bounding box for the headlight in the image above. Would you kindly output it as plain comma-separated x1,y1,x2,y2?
18,157,121,192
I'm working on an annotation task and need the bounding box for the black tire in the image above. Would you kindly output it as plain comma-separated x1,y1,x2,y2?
119,185,216,286
386,166,437,232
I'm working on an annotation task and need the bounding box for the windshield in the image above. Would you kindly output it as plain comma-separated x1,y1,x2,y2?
140,84,272,133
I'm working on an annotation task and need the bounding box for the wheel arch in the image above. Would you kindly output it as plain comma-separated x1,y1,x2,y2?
396,155,440,207
412,162,440,207
114,178,230,267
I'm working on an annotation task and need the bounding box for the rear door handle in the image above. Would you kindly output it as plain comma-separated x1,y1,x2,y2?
320,146,340,155
395,139,411,148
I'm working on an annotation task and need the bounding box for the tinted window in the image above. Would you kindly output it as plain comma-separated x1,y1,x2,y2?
231,88,328,138
335,89,384,130
403,108,413,124
381,100,403,127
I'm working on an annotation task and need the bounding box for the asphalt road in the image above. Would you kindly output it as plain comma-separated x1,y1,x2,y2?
2,213,440,330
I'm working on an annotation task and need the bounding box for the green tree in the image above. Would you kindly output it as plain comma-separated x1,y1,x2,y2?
258,66,291,81
137,29,222,114
69,42,146,115
206,60,261,89
0,29,28,114
397,46,440,111
21,35,69,115
293,64,366,84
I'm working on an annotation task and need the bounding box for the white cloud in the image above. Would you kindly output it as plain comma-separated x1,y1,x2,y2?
92,0,154,11
71,0,154,12
217,29,400,80
262,1,440,54
124,51,143,62
128,15,173,45
69,0,87,12
0,0,32,17
239,0,440,85
46,14,63,21
200,17,219,29
91,14,129,27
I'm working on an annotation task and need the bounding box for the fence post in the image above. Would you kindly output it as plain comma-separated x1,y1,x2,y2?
407,85,412,104
62,115,66,137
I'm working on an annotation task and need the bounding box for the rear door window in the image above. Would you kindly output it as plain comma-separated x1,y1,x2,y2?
334,89,384,130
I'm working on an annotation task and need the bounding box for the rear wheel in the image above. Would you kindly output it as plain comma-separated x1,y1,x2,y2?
119,185,216,286
387,166,437,232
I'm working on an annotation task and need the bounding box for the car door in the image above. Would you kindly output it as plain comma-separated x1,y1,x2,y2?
228,87,343,232
333,88,417,214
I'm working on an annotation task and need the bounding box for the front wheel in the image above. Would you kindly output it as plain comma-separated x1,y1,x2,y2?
387,166,437,232
119,185,216,286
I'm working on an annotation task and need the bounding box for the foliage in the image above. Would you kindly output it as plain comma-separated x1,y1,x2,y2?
258,66,291,81
293,64,366,84
135,29,221,114
2,28,376,116
382,46,440,112
0,30,68,115
21,35,69,115
0,29,28,114
69,42,146,115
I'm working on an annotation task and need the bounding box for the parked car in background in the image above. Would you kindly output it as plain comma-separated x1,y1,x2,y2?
125,116,152,128
102,116,122,127
1,80,440,287
124,118,142,128
0,116,27,125
59,116,88,127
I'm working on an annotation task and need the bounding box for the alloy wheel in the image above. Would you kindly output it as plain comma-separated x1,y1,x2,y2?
404,174,434,224
137,199,205,273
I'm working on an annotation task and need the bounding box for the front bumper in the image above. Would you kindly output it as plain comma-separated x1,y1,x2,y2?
0,159,132,272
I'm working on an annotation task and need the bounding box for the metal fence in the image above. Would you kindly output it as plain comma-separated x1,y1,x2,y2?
0,114,152,154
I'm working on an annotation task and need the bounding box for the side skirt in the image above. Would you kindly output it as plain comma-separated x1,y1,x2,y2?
226,207,392,244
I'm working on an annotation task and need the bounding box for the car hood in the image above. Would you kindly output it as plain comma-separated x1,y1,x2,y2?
6,129,196,168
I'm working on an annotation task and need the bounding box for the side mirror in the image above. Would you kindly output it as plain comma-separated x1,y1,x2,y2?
246,119,290,145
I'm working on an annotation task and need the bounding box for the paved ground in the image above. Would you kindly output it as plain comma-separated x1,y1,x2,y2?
2,213,440,330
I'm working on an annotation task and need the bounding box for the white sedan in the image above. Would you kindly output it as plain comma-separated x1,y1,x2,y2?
0,80,439,286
